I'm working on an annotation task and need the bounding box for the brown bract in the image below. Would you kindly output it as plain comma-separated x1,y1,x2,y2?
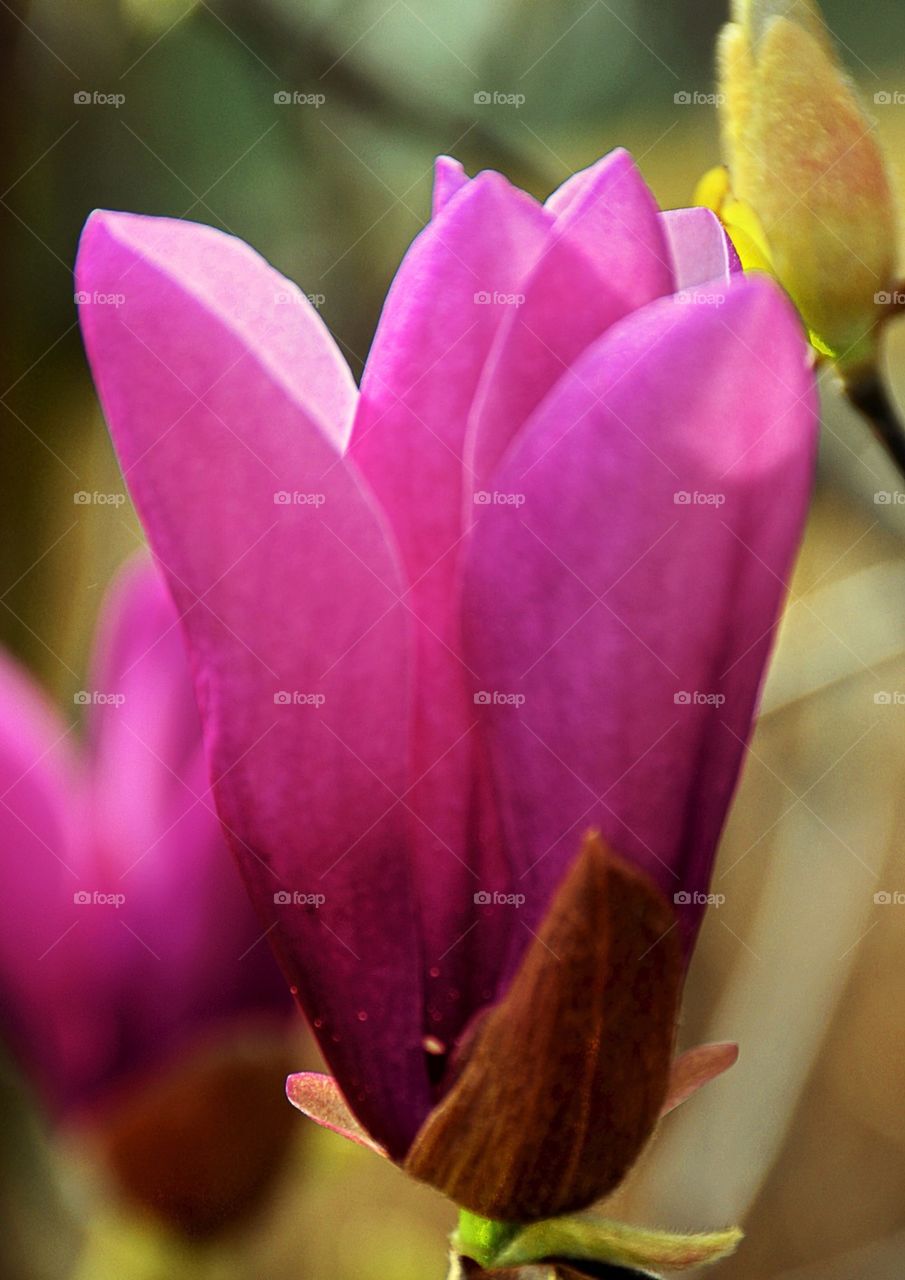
405,833,683,1221
98,1028,298,1240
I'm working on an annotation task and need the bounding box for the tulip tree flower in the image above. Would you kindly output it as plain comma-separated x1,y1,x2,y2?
76,147,817,1274
703,0,905,474
0,555,293,1237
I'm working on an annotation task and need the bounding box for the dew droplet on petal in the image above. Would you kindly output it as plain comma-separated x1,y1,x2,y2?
356,1010,368,1022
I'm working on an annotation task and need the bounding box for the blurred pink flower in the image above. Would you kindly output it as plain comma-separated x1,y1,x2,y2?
75,149,817,1159
0,555,288,1115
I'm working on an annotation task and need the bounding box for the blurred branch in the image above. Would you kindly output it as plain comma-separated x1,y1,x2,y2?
844,367,905,485
0,0,23,359
0,0,34,650
211,0,548,186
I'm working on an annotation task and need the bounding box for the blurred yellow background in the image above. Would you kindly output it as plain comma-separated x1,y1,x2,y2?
2,1,905,1276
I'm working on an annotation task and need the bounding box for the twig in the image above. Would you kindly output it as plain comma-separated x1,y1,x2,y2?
844,367,905,483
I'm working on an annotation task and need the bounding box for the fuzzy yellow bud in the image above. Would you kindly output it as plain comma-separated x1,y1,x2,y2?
716,0,898,373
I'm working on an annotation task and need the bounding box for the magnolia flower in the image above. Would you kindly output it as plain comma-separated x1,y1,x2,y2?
708,0,898,374
0,555,291,1233
76,148,817,1262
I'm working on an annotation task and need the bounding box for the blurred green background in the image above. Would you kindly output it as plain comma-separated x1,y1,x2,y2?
3,1,905,1277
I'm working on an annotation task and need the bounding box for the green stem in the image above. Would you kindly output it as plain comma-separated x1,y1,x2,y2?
446,1259,659,1278
453,1211,520,1269
447,1207,741,1276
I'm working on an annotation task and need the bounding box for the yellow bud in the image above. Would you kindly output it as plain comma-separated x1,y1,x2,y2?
717,0,898,372
696,167,776,277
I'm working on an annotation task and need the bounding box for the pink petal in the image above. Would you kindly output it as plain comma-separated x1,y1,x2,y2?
77,211,432,1155
348,175,551,1044
545,150,674,296
661,1042,739,1117
286,1072,389,1157
0,652,89,1105
660,207,742,291
87,552,205,874
431,155,470,217
463,275,817,962
0,562,287,1115
85,555,289,1059
468,149,674,491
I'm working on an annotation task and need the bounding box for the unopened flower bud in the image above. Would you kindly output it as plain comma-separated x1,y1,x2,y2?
714,0,898,372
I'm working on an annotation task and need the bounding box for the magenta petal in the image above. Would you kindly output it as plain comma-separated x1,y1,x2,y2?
87,552,205,872
349,175,551,1041
85,554,288,1049
464,276,817,958
545,150,674,297
0,653,87,1104
0,566,285,1115
469,149,674,490
431,155,470,217
660,206,741,290
76,211,432,1154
